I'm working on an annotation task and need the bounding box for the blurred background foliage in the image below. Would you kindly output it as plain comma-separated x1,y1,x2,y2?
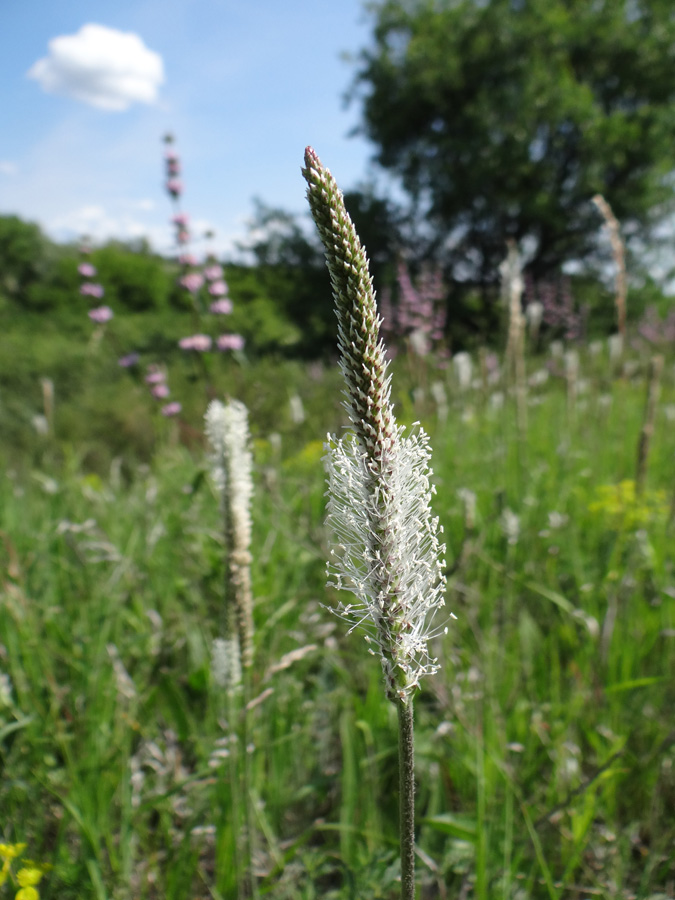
2,0,675,465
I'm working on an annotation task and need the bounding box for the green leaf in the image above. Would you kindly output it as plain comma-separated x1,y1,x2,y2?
419,813,478,843
605,676,667,694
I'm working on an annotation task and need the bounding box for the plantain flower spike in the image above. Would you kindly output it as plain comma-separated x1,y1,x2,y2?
205,399,254,669
302,147,449,704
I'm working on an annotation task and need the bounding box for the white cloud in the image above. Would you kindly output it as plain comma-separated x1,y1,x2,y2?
128,198,156,212
47,203,166,247
0,161,18,176
44,203,240,258
27,24,164,112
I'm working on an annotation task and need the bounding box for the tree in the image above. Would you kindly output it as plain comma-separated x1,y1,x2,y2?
342,186,409,288
236,202,336,355
237,196,410,355
93,241,173,312
0,216,55,305
351,0,675,286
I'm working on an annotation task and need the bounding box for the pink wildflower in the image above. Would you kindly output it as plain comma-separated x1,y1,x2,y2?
204,265,223,281
80,283,105,298
161,402,182,417
88,306,114,323
178,253,198,266
179,334,212,352
208,280,228,297
152,383,170,399
166,179,183,197
180,273,204,292
164,148,179,162
210,298,233,315
176,228,190,245
145,370,166,385
217,334,245,352
172,213,190,226
78,263,97,277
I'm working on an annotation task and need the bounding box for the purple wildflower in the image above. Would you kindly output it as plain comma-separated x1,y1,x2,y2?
180,272,204,293
88,306,114,323
204,264,224,281
78,263,97,278
638,306,675,347
208,280,228,297
80,283,105,298
380,260,446,357
217,334,245,352
166,179,183,197
118,353,140,368
210,298,233,315
527,273,587,342
179,334,212,352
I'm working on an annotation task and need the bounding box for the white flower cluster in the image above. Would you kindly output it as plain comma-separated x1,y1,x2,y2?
324,425,448,700
205,399,253,547
211,637,242,690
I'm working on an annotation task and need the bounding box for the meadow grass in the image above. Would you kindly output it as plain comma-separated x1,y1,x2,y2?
1,343,674,899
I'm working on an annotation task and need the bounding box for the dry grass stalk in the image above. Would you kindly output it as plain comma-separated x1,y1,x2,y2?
593,194,627,339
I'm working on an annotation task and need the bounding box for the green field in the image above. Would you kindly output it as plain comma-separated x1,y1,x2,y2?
1,337,674,899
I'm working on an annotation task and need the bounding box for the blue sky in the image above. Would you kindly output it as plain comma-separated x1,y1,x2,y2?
0,0,383,257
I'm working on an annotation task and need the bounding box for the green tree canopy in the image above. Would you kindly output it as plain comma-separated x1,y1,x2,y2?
352,0,675,284
92,241,174,312
0,216,55,304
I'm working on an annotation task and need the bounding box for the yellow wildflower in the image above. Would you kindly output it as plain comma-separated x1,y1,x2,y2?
588,479,668,529
0,845,27,862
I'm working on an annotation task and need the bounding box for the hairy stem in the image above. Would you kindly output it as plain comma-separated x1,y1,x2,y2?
398,699,416,900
